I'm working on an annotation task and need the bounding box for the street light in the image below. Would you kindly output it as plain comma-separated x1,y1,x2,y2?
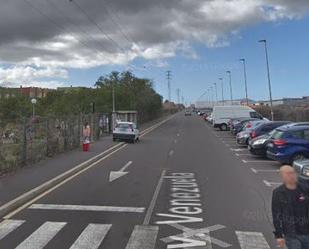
259,39,274,121
213,83,218,105
210,86,214,107
226,71,233,105
240,59,249,106
31,98,37,118
219,78,224,106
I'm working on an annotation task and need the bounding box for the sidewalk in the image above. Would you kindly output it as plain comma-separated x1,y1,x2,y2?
0,115,170,207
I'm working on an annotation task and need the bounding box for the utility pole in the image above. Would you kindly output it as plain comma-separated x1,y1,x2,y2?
166,70,172,102
259,39,274,121
181,96,184,105
213,83,218,105
176,88,181,104
219,78,224,106
226,71,233,105
240,59,249,106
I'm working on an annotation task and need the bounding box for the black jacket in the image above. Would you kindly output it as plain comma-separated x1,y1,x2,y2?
272,183,309,238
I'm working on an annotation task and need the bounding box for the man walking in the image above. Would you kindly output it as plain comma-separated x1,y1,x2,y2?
272,166,309,249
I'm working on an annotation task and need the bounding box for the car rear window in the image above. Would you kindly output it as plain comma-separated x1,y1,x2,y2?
116,123,132,129
271,130,285,139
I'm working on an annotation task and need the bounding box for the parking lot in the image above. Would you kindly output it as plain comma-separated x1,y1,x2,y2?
208,125,282,189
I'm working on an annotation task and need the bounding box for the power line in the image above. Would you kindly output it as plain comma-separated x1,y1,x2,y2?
166,70,172,102
22,0,114,64
69,0,125,53
97,0,136,46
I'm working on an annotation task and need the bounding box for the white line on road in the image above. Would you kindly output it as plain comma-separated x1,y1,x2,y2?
0,219,25,240
235,153,253,157
242,159,276,164
125,225,159,249
29,204,145,213
143,170,167,225
169,150,175,157
263,180,281,187
236,231,271,249
230,148,247,152
109,161,133,182
69,224,112,249
251,168,279,174
15,221,66,249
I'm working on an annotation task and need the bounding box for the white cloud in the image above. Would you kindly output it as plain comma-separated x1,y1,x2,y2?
0,66,68,88
0,0,308,87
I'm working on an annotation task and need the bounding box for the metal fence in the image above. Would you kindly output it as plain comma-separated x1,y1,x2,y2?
0,113,111,173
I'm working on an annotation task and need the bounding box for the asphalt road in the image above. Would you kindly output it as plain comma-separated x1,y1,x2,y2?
0,113,283,249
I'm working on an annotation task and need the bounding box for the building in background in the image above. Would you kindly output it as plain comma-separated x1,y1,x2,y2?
0,86,54,99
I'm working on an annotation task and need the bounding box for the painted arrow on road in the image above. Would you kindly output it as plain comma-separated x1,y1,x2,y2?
109,161,133,182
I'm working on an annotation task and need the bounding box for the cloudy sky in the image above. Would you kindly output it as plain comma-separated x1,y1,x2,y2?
0,0,309,102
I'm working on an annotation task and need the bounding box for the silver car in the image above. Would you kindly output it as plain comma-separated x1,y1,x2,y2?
293,159,309,183
236,120,268,145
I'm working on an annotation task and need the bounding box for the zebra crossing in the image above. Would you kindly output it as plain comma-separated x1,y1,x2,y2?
0,219,273,248
0,219,158,249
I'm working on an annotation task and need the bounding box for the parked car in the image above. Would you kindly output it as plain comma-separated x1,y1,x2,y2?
113,121,139,143
231,118,259,135
236,120,267,145
185,110,192,116
212,105,263,131
249,133,274,156
293,159,309,184
266,126,309,164
248,121,291,142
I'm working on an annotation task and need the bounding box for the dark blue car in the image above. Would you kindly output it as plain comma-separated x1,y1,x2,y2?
267,125,309,164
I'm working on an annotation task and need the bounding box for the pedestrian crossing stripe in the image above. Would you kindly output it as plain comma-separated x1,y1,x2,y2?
69,224,112,249
15,221,66,249
0,219,273,249
0,219,25,240
236,231,271,249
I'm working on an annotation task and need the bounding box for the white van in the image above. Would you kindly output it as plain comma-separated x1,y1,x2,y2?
212,106,263,131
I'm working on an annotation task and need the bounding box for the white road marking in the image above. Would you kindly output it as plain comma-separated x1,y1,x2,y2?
251,168,279,174
242,159,275,164
15,221,66,249
69,224,112,249
29,204,145,213
125,225,159,249
263,180,281,187
230,148,247,152
235,153,252,157
169,150,175,157
161,224,231,248
0,219,25,240
236,231,271,249
109,161,133,182
143,170,167,225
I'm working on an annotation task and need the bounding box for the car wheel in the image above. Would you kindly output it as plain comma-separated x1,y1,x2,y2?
292,153,306,164
220,124,228,131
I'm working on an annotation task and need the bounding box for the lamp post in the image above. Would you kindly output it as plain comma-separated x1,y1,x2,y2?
259,39,274,121
240,59,249,106
210,86,214,107
226,71,233,105
219,78,224,106
31,98,37,119
213,83,218,105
